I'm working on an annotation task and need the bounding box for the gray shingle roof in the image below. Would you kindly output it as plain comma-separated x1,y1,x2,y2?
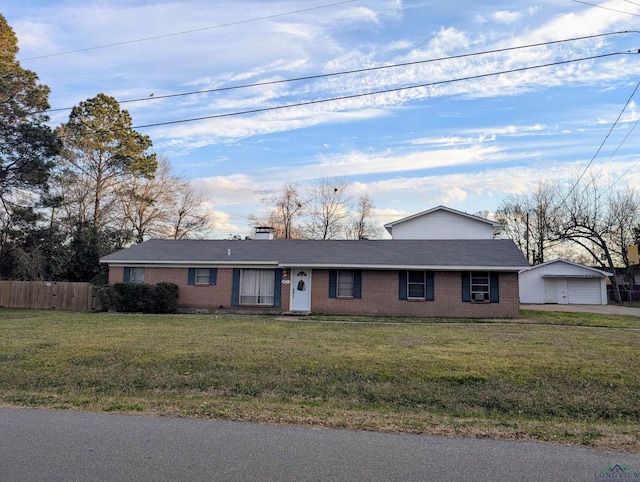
100,239,529,271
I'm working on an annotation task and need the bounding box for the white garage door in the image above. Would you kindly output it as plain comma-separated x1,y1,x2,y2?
567,278,602,304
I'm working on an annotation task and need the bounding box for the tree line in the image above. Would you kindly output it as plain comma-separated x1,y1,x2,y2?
3,12,639,290
247,178,381,241
495,179,640,302
0,15,210,282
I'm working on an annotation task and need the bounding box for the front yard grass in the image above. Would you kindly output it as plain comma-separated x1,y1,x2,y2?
1,309,639,453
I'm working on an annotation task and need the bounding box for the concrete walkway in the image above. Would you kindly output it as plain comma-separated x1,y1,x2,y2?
521,303,640,317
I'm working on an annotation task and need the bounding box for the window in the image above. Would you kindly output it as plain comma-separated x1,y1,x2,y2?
188,268,217,286
124,267,144,283
329,270,362,299
399,271,434,301
407,271,426,299
240,269,275,305
337,270,354,297
471,272,490,302
195,269,210,285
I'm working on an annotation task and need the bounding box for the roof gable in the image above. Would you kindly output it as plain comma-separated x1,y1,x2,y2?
519,258,612,277
384,205,500,237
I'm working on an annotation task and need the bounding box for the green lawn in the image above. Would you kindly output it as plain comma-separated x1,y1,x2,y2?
1,309,639,453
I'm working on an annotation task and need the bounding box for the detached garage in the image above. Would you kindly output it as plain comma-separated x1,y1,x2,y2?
519,259,612,305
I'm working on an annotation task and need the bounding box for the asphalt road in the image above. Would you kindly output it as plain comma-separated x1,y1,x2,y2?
1,408,639,481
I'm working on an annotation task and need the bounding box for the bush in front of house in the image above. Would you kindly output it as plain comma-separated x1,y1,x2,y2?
97,282,179,313
153,282,179,314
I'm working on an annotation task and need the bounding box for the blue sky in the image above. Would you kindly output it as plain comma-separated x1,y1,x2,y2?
5,0,640,237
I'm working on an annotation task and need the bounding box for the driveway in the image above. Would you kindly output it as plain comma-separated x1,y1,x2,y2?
2,408,640,481
522,303,640,316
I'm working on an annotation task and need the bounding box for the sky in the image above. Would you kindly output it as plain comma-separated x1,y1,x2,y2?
5,0,640,238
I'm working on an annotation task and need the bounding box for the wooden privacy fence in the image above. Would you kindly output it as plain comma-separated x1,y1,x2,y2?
0,281,101,311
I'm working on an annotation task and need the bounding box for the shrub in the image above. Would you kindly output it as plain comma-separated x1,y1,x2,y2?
98,282,179,313
154,282,179,314
96,285,118,311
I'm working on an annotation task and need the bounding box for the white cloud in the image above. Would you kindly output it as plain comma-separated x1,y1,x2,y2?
443,186,468,202
494,10,523,24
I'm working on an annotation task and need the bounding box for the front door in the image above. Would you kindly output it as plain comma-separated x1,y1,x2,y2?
290,269,311,312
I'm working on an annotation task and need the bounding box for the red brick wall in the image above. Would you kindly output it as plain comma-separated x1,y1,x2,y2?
107,266,289,312
106,266,519,318
310,270,519,318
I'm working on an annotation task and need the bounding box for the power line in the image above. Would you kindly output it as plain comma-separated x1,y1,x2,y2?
55,49,634,137
46,30,639,113
559,81,640,206
622,0,640,7
609,156,640,189
571,0,640,17
591,115,640,182
18,0,357,62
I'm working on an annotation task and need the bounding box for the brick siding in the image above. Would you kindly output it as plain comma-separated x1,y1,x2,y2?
312,270,519,318
108,266,519,318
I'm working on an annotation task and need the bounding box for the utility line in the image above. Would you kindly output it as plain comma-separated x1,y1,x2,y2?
609,156,640,189
45,30,639,113
571,0,640,17
559,81,640,207
591,116,640,183
55,49,633,137
18,0,357,62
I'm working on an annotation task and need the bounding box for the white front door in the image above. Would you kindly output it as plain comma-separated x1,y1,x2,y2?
290,268,311,312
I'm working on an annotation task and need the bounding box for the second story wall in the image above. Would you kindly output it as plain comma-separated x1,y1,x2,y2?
390,209,495,239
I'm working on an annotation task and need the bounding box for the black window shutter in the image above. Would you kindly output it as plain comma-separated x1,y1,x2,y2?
426,272,435,301
123,267,131,282
273,269,282,308
329,270,337,298
490,272,500,303
209,268,218,286
399,271,407,300
188,268,196,285
461,272,471,302
353,270,362,299
231,268,241,306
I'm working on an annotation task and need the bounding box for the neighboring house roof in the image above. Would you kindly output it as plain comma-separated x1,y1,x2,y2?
384,205,500,236
100,238,529,271
519,258,612,277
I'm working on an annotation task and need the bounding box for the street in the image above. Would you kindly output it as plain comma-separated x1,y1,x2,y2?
1,408,639,481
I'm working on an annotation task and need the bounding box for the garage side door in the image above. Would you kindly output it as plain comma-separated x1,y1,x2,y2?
567,278,601,304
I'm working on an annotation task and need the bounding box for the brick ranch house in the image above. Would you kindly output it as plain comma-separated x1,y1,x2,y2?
100,206,529,318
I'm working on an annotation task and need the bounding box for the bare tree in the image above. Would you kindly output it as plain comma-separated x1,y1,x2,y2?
116,156,173,243
304,177,353,239
117,156,212,242
607,187,640,267
166,181,212,240
249,181,305,239
553,179,639,302
495,181,558,264
345,194,381,239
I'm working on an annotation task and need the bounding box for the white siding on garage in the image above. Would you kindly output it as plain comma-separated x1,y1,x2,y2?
519,259,610,305
567,278,602,304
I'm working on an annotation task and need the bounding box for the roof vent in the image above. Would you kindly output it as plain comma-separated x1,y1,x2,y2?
254,226,274,240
